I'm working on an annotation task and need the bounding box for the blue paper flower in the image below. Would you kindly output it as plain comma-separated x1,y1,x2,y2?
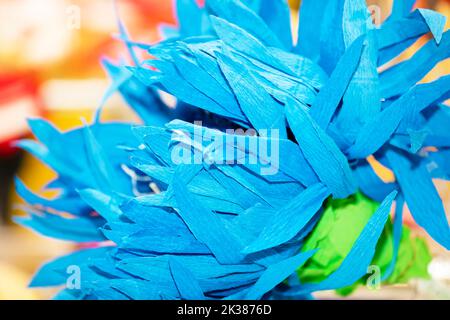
16,0,450,300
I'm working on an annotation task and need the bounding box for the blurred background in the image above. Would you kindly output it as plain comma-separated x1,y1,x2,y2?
0,0,449,299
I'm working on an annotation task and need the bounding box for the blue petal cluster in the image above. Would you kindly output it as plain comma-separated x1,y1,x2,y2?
16,0,450,300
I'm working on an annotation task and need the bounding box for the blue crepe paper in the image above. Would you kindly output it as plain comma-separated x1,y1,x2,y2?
15,0,450,300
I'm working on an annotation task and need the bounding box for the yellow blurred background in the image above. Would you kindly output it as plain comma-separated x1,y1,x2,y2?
0,0,449,300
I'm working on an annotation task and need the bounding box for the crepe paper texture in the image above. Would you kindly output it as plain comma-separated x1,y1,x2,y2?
15,0,449,300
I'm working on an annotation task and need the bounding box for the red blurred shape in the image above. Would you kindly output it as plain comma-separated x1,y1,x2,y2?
0,73,43,157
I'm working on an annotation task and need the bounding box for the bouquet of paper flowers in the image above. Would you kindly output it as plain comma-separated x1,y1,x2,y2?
16,0,450,300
